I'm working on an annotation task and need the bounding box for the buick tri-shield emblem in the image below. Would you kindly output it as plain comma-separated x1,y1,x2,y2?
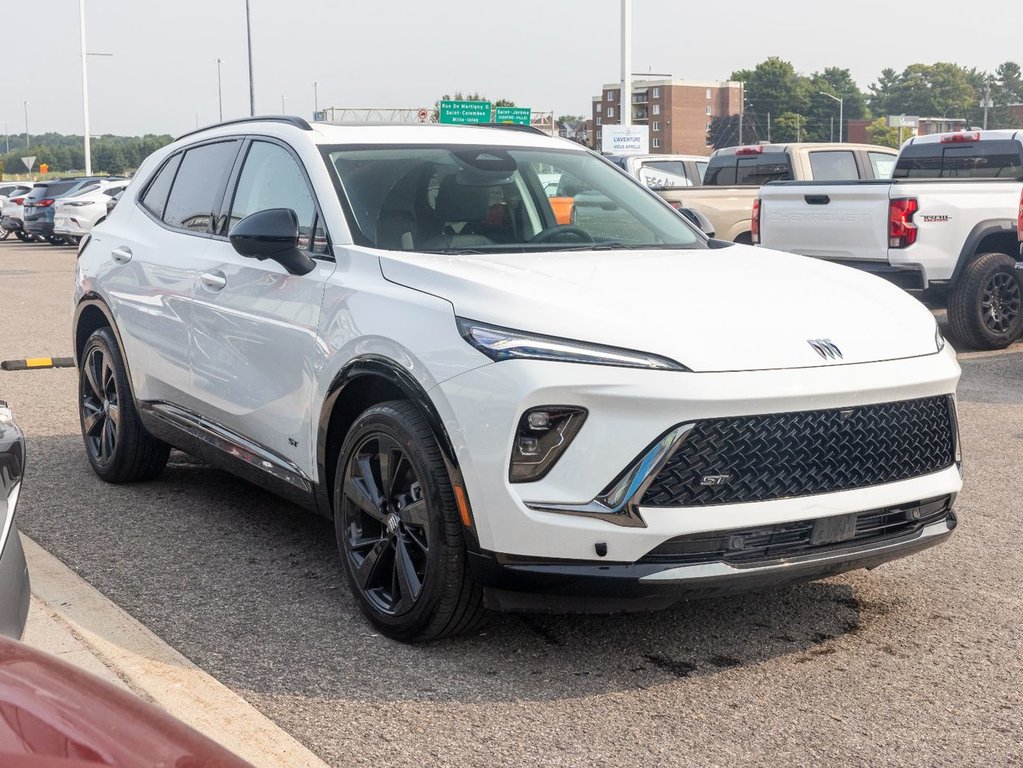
808,339,843,360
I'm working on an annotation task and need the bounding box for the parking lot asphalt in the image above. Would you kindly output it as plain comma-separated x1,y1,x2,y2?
2,239,1022,767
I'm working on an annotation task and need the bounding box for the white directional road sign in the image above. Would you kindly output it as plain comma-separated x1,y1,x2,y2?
21,156,36,171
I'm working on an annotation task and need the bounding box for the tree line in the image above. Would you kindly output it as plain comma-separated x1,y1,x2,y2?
709,58,1023,149
0,132,173,176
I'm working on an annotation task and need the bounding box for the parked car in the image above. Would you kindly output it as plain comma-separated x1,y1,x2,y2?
75,117,961,642
106,188,124,218
0,634,253,766
24,177,125,245
658,142,899,243
0,184,25,239
0,400,29,640
758,129,1023,349
54,179,129,244
605,153,708,189
0,184,40,241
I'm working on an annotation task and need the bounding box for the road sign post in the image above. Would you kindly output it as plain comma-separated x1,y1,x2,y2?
439,100,492,124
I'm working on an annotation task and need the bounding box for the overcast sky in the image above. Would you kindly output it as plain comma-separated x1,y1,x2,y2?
1,0,1017,139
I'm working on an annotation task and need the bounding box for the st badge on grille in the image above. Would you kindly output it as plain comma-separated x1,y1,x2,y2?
808,339,843,360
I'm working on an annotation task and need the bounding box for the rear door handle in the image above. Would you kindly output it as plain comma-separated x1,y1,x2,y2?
804,195,831,205
200,271,227,291
110,246,133,264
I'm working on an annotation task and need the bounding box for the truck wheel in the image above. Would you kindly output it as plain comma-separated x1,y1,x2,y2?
948,252,1023,350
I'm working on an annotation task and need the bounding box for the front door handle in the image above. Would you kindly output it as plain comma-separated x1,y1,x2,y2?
111,246,133,264
200,271,227,291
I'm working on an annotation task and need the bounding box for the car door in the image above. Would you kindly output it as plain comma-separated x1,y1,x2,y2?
188,138,335,478
92,140,241,408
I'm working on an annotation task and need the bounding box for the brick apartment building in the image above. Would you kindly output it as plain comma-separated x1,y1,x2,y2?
591,79,742,155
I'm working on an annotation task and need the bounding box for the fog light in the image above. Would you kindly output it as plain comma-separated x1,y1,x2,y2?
509,406,587,483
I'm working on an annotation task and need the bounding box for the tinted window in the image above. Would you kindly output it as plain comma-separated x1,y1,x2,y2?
141,153,182,218
163,141,239,233
29,181,79,199
868,152,896,179
808,150,859,180
704,160,736,185
735,153,791,185
229,142,317,247
894,140,1023,178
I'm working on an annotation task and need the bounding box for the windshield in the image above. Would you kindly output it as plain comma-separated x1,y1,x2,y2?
324,144,703,253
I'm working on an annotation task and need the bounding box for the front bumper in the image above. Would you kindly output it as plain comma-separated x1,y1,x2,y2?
474,512,955,612
434,345,962,564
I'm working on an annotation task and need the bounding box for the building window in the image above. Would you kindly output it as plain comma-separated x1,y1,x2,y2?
607,106,615,118
652,87,660,98
652,121,660,132
652,104,660,115
596,103,602,114
706,105,712,116
706,88,712,99
606,90,615,101
596,130,602,140
652,138,661,149
596,116,602,125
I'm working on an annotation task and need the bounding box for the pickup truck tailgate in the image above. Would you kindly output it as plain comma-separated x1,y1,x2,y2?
759,181,892,262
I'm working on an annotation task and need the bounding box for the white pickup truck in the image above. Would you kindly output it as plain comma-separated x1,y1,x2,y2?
757,130,1023,349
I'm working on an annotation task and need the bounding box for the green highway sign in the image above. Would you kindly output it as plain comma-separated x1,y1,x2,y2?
495,106,531,126
439,100,492,124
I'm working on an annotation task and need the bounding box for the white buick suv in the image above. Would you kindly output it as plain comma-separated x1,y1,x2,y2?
73,117,962,641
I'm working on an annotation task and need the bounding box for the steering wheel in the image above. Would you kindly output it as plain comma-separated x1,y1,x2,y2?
529,225,595,244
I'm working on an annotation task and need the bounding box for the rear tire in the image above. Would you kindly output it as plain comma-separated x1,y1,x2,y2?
334,400,485,642
13,230,28,242
78,327,170,482
948,252,1023,350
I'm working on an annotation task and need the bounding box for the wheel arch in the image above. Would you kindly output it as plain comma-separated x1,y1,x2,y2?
316,355,467,523
950,220,1019,287
74,295,138,396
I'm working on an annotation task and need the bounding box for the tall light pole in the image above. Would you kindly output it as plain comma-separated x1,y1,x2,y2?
314,81,319,118
79,0,92,175
820,92,843,143
281,95,286,115
24,102,29,149
4,121,8,154
215,58,224,121
245,0,255,116
620,0,632,127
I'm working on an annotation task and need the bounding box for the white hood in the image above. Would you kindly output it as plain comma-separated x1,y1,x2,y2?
379,243,940,373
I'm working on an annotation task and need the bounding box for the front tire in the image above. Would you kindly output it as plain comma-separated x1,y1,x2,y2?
78,327,170,482
334,401,484,642
948,252,1023,350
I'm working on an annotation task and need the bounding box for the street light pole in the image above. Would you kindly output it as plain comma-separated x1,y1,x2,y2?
215,58,224,122
621,0,631,127
281,95,286,115
24,102,29,149
820,92,843,143
314,81,318,117
79,0,92,175
245,0,255,116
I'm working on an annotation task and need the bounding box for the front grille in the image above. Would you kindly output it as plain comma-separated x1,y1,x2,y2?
640,495,952,565
641,396,955,507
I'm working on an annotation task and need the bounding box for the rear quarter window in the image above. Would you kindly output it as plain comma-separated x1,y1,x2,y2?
894,140,1023,178
807,150,859,180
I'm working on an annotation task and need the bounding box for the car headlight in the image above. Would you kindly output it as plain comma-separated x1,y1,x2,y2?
456,318,689,370
935,323,946,352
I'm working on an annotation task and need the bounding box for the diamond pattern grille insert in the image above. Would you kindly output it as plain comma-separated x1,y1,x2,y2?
640,396,955,507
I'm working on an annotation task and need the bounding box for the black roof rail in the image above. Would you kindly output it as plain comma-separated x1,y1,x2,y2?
175,115,312,141
476,123,549,136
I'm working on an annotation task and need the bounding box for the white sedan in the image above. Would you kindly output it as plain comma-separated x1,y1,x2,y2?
54,180,128,242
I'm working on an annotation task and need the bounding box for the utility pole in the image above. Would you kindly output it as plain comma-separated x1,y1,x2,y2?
24,102,28,149
314,82,319,117
281,95,286,115
767,112,771,143
796,115,801,142
738,82,744,145
245,0,255,116
4,121,8,154
215,58,224,122
982,81,992,130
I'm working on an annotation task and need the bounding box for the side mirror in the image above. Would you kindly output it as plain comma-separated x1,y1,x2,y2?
229,208,315,276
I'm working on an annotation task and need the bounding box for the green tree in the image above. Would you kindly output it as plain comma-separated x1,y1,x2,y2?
868,68,900,117
865,117,906,148
995,61,1023,103
706,113,760,149
733,58,809,120
771,112,805,143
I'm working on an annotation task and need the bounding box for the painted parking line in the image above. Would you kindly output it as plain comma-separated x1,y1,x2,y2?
1,357,75,371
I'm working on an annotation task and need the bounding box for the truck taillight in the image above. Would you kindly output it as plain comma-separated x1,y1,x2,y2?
736,145,764,155
940,131,981,143
751,198,761,244
889,198,919,248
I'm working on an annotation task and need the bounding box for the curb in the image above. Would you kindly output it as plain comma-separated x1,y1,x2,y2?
22,534,331,768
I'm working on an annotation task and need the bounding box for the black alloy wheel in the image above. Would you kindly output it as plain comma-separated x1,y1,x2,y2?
334,401,484,642
981,271,1021,334
78,327,170,482
0,226,10,240
342,432,431,616
81,344,120,467
13,230,28,241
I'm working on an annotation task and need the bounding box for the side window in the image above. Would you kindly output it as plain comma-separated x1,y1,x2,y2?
807,150,859,180
229,141,322,252
141,154,182,219
868,152,896,180
163,141,240,233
